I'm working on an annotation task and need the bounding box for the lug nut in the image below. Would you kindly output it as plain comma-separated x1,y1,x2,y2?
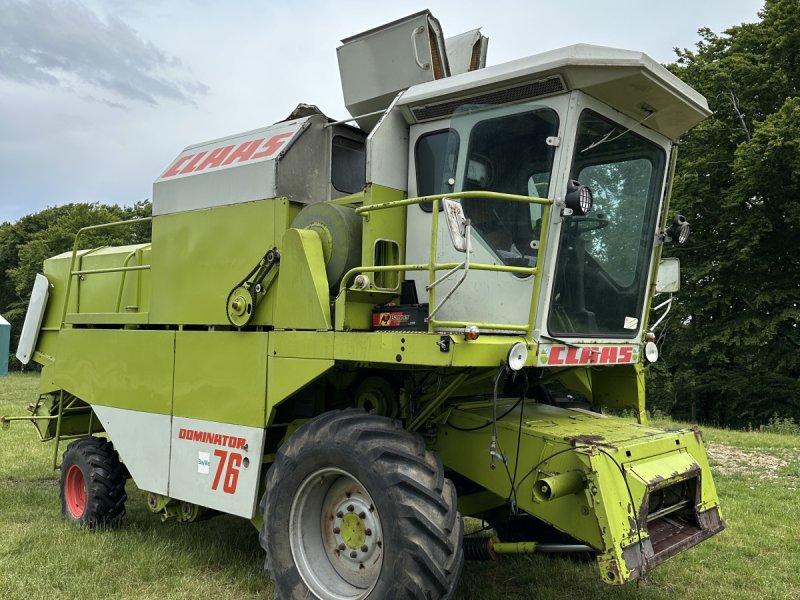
350,551,358,558
336,511,344,518
333,527,340,534
359,511,366,519
338,543,346,551
365,528,372,536
347,505,354,512
361,545,368,552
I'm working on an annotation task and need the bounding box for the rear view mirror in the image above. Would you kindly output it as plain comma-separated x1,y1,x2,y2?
442,198,468,252
655,257,680,293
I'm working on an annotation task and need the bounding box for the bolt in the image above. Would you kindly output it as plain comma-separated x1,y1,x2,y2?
361,545,368,552
359,564,365,570
347,504,354,512
346,492,352,498
338,543,346,551
359,511,366,519
369,505,375,512
350,551,358,559
365,528,372,536
337,511,344,518
333,527,340,534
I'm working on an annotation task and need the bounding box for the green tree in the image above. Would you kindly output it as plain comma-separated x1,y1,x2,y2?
649,0,800,427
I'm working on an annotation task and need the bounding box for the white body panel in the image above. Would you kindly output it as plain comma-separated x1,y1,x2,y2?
92,405,171,495
169,417,266,519
16,273,49,365
366,92,410,192
152,118,310,215
92,407,266,519
337,10,448,131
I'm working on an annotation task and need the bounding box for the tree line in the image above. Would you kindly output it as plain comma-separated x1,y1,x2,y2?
648,0,800,427
1,0,798,428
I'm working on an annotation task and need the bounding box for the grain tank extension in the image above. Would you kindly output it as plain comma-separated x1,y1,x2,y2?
5,10,723,599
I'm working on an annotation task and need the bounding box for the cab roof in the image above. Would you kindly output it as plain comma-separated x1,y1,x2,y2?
397,44,710,139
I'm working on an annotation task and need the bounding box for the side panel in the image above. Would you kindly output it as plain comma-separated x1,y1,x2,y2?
92,406,171,495
173,331,269,427
54,329,175,415
16,273,49,364
169,416,266,518
149,200,276,325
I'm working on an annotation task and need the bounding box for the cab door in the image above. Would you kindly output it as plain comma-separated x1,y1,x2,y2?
405,99,568,330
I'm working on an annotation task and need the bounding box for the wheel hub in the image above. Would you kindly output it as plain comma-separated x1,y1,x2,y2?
339,513,366,550
64,464,87,519
289,467,384,599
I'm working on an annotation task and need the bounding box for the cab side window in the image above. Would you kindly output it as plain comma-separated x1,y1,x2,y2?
415,130,459,212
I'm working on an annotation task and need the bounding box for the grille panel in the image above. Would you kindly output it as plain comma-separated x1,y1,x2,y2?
410,76,566,121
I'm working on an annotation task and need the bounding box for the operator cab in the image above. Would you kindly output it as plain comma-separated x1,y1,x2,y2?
352,44,706,346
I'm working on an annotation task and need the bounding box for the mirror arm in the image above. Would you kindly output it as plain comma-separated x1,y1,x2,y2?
650,294,673,331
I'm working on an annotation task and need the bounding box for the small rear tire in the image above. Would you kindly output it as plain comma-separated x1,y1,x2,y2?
60,437,127,528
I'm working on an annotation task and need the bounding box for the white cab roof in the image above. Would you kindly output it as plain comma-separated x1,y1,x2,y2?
399,44,710,139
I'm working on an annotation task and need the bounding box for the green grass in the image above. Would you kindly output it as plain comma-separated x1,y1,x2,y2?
2,372,799,599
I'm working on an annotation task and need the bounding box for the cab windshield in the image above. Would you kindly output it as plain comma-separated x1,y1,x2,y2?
548,109,666,338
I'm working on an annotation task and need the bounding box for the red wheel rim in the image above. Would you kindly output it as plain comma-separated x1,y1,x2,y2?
65,465,87,519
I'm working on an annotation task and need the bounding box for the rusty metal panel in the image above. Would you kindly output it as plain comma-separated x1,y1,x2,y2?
445,29,488,75
337,10,449,131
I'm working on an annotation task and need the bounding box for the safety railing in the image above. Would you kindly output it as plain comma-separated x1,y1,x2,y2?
346,191,553,337
61,217,153,326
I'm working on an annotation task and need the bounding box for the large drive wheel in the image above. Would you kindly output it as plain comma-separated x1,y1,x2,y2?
260,409,464,600
60,437,127,528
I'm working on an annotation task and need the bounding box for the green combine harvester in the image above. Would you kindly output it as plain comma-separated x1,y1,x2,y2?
4,11,724,599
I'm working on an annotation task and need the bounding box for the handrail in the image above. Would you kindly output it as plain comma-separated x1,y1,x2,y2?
61,217,153,326
355,190,552,214
348,192,553,337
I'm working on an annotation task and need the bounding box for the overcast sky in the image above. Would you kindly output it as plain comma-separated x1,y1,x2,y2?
0,0,764,223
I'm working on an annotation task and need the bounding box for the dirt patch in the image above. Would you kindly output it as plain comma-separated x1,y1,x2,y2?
706,443,799,488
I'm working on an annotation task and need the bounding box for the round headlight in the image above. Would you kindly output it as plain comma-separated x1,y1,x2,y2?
666,215,690,244
678,223,690,244
564,179,593,216
578,187,592,214
645,341,659,363
507,342,528,371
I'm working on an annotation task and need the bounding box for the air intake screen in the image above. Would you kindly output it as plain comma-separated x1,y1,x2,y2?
411,76,565,121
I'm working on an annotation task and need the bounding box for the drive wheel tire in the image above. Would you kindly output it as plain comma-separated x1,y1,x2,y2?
259,409,464,600
60,437,127,528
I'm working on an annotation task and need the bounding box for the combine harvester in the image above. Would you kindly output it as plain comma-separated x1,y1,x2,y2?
4,11,723,599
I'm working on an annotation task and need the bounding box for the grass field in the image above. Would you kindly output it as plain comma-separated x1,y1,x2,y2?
1,372,799,599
